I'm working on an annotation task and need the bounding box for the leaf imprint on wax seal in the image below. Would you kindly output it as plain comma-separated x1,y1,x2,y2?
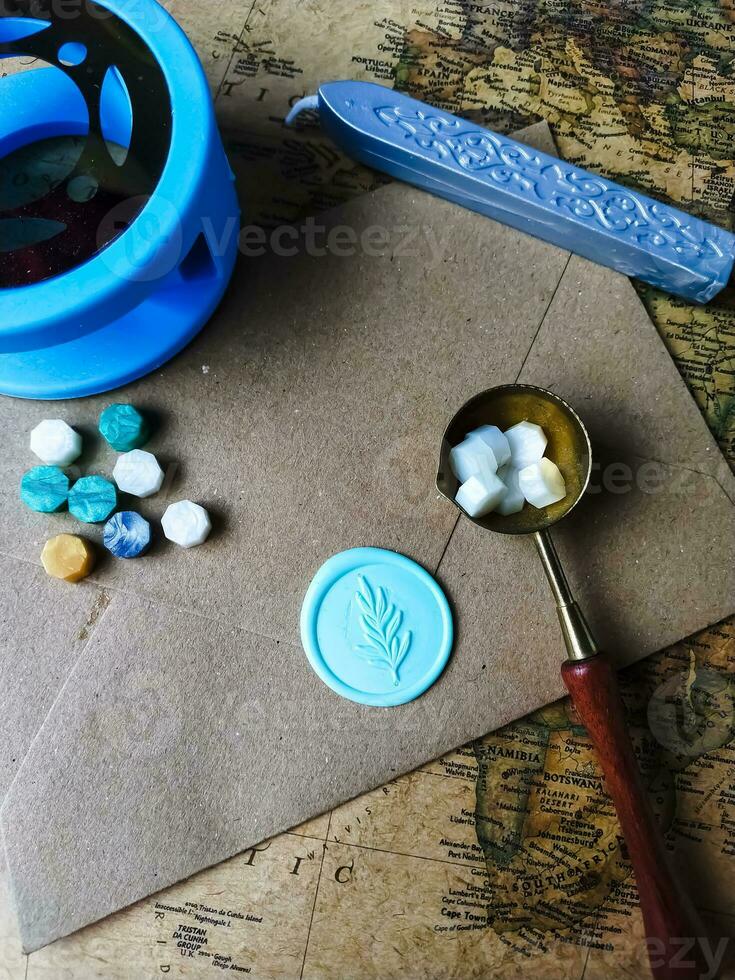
354,575,412,686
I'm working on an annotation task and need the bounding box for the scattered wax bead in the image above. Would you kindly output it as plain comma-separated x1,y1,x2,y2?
103,511,152,559
113,449,165,498
68,475,117,524
162,500,211,549
41,534,95,583
30,419,82,467
99,404,151,452
20,466,70,513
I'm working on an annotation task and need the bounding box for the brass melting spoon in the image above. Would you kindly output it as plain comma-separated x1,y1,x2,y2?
437,384,710,980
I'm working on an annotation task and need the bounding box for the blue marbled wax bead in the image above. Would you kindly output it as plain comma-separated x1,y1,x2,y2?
103,511,152,559
20,466,70,513
68,475,117,524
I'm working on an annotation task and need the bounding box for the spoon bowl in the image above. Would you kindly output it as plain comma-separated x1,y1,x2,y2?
436,384,592,534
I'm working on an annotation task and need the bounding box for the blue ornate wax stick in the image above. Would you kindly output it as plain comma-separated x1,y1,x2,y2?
287,82,735,304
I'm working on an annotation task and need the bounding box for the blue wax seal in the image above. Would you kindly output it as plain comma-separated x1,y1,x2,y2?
300,547,453,707
103,511,152,559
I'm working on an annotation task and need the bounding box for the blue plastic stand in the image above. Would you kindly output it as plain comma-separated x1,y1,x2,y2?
301,547,454,707
0,1,240,399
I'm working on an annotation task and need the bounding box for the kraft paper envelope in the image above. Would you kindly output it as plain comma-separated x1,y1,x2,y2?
0,123,733,951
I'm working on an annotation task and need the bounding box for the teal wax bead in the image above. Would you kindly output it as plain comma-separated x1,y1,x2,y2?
20,466,70,513
99,404,151,452
68,475,117,524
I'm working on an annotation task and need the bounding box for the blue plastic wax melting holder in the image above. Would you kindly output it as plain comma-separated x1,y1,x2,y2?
0,0,240,399
301,547,454,708
287,81,735,305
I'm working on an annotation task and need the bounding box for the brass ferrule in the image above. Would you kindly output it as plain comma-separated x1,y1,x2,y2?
533,530,599,662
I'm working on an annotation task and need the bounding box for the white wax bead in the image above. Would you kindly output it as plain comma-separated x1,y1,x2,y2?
455,472,507,518
496,464,526,516
30,419,82,467
518,459,567,509
162,500,212,548
113,449,165,498
469,425,511,468
504,421,547,469
449,435,497,484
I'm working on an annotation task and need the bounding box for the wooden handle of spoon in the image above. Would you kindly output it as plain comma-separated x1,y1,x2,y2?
562,654,710,980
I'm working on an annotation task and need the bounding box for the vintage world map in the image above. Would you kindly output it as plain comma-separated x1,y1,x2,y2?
1,1,734,977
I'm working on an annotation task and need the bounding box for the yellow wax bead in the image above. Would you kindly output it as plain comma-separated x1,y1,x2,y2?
41,534,96,583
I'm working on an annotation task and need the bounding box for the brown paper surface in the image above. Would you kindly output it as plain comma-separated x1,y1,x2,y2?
1,123,733,952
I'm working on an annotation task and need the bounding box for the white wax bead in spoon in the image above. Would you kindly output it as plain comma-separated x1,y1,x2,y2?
504,420,547,469
518,458,567,509
455,472,507,518
468,425,511,468
449,435,498,484
496,464,525,516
